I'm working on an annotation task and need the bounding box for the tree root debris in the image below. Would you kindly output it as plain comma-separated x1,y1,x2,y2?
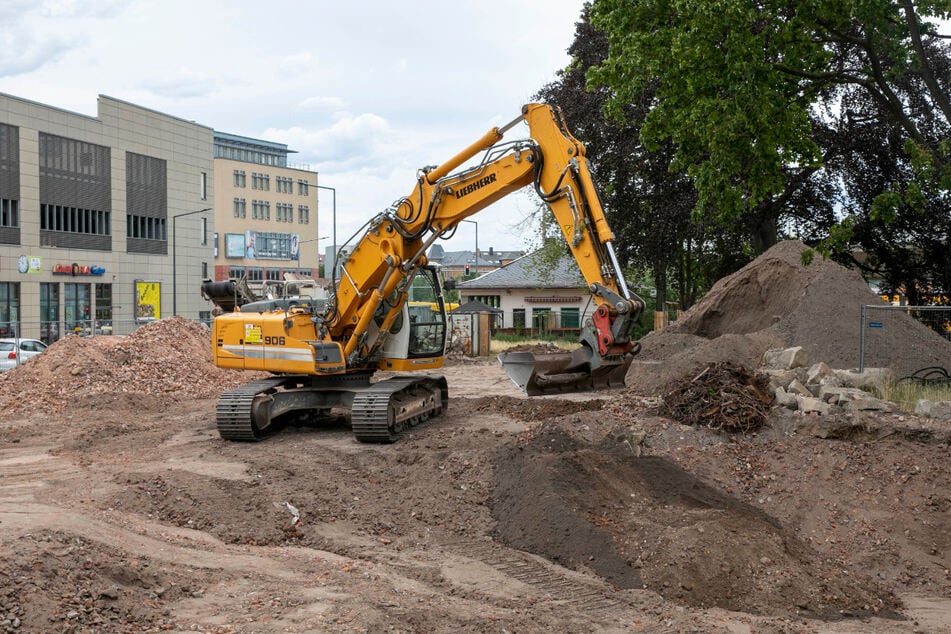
658,362,773,432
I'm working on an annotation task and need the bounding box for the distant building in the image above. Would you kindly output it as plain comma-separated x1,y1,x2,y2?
212,133,321,287
0,92,213,340
428,246,523,279
457,251,591,332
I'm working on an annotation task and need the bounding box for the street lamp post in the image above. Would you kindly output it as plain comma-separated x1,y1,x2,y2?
314,184,336,284
315,184,336,254
172,207,212,316
461,219,479,275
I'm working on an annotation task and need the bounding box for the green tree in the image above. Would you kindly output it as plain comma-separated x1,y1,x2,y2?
536,4,729,311
588,0,951,299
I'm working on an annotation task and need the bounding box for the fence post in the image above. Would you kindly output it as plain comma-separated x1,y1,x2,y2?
859,305,867,372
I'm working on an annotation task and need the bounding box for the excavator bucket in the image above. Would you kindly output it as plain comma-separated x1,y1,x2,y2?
498,345,633,396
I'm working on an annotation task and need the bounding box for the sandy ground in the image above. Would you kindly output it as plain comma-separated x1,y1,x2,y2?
2,358,951,633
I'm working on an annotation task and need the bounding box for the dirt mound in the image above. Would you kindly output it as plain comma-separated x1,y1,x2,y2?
491,426,900,618
0,317,262,415
629,240,951,393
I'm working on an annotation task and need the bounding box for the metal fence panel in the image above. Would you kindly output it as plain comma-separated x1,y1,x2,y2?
860,305,951,374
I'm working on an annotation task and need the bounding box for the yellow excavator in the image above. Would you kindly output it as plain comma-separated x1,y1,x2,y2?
208,103,645,442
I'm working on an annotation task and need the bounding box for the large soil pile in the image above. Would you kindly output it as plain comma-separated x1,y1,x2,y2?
628,240,951,394
0,316,261,415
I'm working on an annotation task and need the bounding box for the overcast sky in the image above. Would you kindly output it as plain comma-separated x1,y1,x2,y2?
2,0,588,256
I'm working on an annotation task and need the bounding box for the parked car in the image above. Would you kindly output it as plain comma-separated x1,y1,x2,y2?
0,338,48,372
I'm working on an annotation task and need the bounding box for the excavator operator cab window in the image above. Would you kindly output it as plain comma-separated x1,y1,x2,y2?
406,267,448,358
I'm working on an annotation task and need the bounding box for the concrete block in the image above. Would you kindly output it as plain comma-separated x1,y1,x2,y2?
797,394,831,415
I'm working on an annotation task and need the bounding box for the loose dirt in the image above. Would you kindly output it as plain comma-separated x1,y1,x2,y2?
2,242,951,632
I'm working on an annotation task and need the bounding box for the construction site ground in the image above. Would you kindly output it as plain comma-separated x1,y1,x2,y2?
2,358,950,633
2,240,951,633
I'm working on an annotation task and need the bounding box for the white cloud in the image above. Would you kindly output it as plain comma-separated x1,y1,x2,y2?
2,0,588,252
297,96,346,112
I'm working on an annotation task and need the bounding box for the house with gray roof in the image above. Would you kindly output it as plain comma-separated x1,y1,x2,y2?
456,251,592,333
428,245,524,280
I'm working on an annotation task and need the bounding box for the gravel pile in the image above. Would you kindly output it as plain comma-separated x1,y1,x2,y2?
0,316,261,415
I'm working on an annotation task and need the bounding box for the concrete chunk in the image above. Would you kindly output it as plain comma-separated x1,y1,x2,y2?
806,362,833,385
763,346,809,370
797,394,831,415
787,378,813,397
773,387,799,409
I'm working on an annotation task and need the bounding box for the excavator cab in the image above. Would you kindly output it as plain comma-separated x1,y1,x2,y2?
379,266,449,370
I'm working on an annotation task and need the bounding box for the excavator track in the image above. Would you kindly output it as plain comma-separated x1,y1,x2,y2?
351,375,448,443
216,377,292,441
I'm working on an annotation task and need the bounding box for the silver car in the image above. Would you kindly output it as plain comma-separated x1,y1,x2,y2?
0,338,48,372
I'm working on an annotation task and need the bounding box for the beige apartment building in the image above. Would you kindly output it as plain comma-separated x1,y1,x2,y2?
212,133,320,286
0,93,214,341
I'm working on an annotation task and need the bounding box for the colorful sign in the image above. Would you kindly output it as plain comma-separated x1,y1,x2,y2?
52,263,106,276
135,281,161,320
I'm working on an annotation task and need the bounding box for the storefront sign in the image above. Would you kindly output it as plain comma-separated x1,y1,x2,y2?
17,255,43,274
52,263,106,276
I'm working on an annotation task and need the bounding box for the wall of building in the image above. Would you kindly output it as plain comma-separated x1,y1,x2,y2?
212,157,319,285
0,93,214,339
462,287,592,332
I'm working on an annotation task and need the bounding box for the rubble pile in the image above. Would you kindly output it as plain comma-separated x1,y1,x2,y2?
0,316,260,415
628,240,951,395
763,344,951,420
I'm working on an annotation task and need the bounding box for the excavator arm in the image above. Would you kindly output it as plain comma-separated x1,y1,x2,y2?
326,103,644,393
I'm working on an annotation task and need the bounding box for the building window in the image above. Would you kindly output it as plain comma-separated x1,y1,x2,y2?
233,169,246,187
266,267,281,281
95,284,112,334
252,231,294,259
201,262,208,278
126,214,166,239
40,282,58,344
64,282,91,334
229,266,245,279
252,200,271,220
276,176,294,193
298,204,309,225
471,295,501,308
251,173,270,191
298,180,309,196
512,308,525,331
43,204,111,236
200,217,208,245
276,202,294,223
0,282,20,337
0,198,18,227
560,307,580,329
532,307,552,332
233,198,246,218
200,171,207,200
247,267,264,282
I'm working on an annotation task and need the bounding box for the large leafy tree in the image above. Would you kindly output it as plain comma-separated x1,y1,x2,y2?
536,5,730,310
588,0,951,300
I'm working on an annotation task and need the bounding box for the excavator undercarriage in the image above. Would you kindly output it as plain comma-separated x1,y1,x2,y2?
216,373,448,443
